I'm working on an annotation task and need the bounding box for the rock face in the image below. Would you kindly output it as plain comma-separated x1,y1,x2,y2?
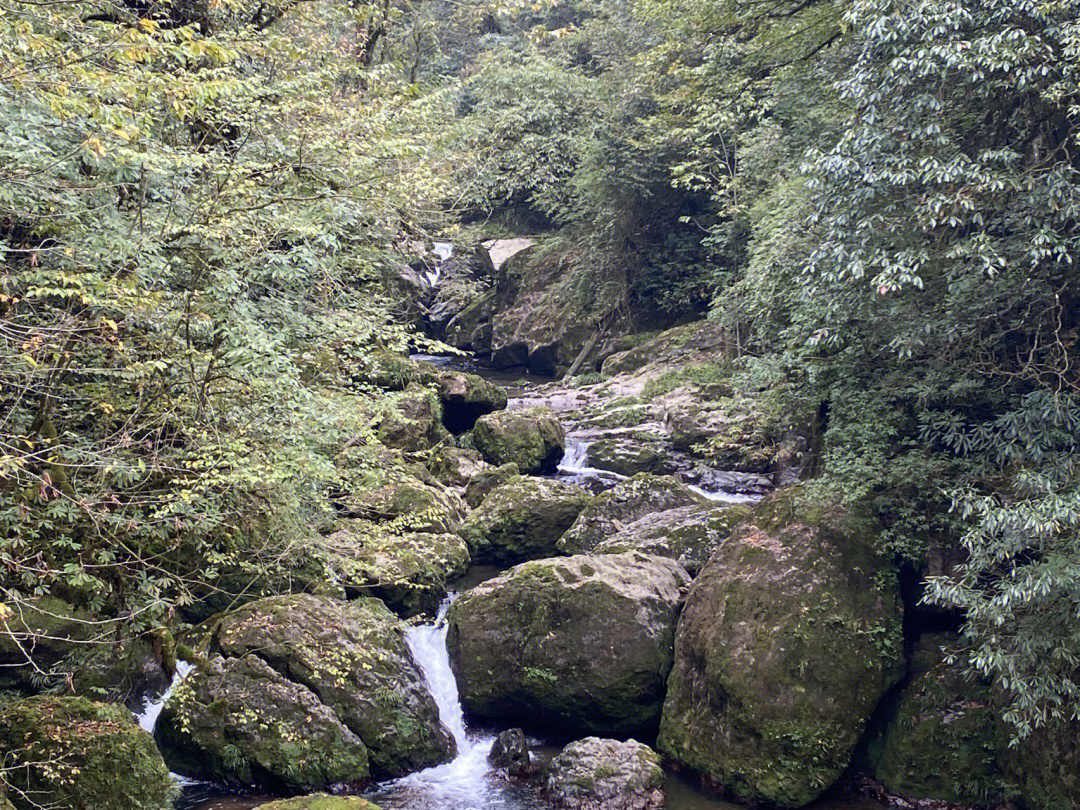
254,797,382,810
1005,718,1080,810
319,523,470,616
343,476,467,534
545,737,664,810
427,445,489,487
557,474,704,555
0,696,175,810
656,494,905,808
874,634,1008,806
463,462,519,508
157,595,453,789
594,503,752,576
447,553,690,736
458,476,592,564
472,406,566,474
376,385,450,452
488,727,533,777
436,370,508,433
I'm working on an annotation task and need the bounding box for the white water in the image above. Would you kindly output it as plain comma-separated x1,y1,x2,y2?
556,438,628,484
368,596,547,810
136,659,194,733
687,484,760,505
424,242,454,288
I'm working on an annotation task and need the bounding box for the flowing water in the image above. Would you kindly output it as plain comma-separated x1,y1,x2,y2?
180,600,880,810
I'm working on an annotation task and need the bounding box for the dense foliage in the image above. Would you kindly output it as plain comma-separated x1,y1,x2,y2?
2,0,1078,755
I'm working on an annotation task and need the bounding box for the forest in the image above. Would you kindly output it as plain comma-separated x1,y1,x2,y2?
0,0,1078,809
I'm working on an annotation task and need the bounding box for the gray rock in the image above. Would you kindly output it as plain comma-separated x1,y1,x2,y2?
488,728,533,777
545,737,664,810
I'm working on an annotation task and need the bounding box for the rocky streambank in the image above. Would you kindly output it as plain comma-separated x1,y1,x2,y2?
1,319,1077,810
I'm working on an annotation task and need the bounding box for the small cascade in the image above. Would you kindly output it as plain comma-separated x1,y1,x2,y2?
556,437,627,489
686,484,760,505
136,659,194,733
370,595,547,810
424,242,454,288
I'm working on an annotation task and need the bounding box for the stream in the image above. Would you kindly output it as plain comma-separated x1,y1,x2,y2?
172,594,880,810
156,351,876,810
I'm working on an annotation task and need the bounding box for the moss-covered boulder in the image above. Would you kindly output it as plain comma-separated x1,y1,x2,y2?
594,503,752,576
600,321,732,378
376,384,451,452
0,597,96,690
158,595,452,788
1004,717,1080,810
254,796,381,810
0,696,175,810
874,634,1008,806
583,437,676,477
437,370,508,433
545,737,664,810
557,474,704,555
447,553,690,736
463,462,519,507
317,523,470,616
343,476,466,534
656,494,905,808
458,475,592,564
427,445,489,487
472,407,565,474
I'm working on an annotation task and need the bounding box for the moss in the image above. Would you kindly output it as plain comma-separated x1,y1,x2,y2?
0,696,176,810
875,635,1010,806
656,489,904,808
471,407,565,474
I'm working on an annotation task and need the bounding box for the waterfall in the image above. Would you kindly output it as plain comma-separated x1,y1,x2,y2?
371,595,505,810
424,242,454,288
136,659,194,733
556,437,627,485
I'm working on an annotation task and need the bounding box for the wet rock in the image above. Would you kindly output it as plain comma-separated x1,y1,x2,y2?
489,728,533,777
557,473,704,555
463,462,520,508
447,553,690,736
0,696,174,810
318,523,470,617
472,406,565,474
600,321,731,378
253,797,381,810
874,634,1009,806
594,503,752,576
656,492,905,808
458,475,592,564
376,384,451,452
436,370,508,433
584,437,676,477
427,446,490,487
545,737,664,810
157,595,453,787
343,475,466,534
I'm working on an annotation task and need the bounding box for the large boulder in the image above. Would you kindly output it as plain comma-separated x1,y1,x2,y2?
557,474,704,555
158,595,453,788
447,553,690,736
436,371,508,433
584,437,676,478
0,597,96,690
463,462,520,508
1003,717,1080,810
545,737,664,810
427,445,489,487
458,476,592,564
376,384,450,452
343,475,466,534
472,406,565,474
0,696,175,810
873,634,1008,806
595,503,752,576
656,494,905,808
318,523,470,616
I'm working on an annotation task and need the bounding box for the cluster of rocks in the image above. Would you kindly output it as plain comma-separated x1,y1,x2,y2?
2,326,1079,810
